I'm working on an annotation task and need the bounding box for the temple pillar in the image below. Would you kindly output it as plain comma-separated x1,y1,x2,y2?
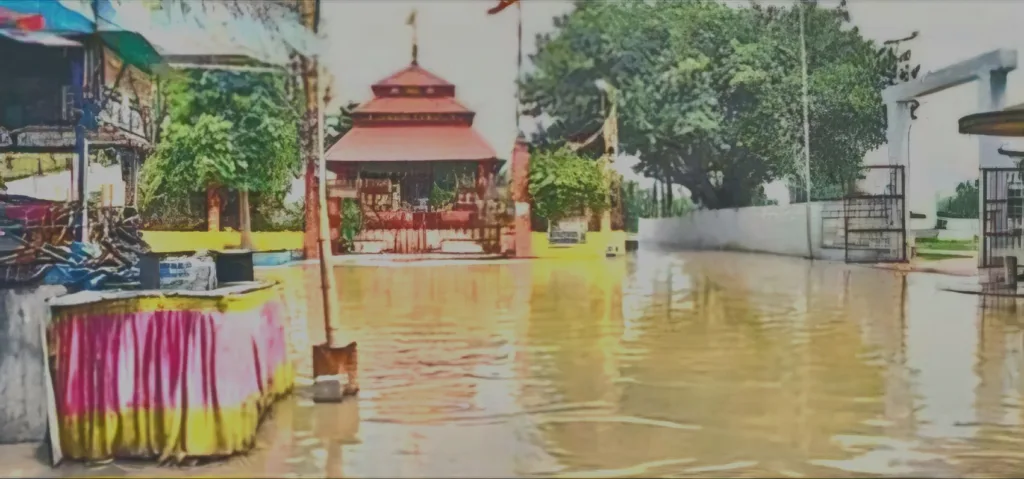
511,135,532,258
206,184,220,232
476,160,487,245
328,197,341,255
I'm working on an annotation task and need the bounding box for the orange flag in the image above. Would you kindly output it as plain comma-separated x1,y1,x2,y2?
487,0,520,15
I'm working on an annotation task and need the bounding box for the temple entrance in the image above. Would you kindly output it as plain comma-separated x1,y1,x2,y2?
844,165,907,263
338,162,505,255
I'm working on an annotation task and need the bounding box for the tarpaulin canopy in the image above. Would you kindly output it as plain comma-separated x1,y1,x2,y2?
0,0,165,74
0,0,93,33
146,1,321,68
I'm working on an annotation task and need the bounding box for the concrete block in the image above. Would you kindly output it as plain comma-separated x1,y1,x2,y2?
0,285,67,444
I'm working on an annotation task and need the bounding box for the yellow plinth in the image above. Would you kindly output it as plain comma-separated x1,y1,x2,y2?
531,231,627,260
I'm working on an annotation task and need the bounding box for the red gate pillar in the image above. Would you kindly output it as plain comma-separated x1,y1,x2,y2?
328,197,341,255
511,135,532,258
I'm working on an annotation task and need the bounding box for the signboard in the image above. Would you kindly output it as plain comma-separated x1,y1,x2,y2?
17,130,76,148
548,216,588,246
328,184,358,199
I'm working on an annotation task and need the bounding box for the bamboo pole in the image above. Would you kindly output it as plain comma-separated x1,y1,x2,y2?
315,61,338,347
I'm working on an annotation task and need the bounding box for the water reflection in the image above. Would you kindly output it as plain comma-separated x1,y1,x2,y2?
36,251,1024,478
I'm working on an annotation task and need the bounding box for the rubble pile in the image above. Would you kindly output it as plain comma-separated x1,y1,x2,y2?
0,196,151,289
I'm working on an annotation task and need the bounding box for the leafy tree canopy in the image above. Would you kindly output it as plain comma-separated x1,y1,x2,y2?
528,147,609,222
325,101,361,149
937,179,979,219
140,69,300,209
522,0,915,209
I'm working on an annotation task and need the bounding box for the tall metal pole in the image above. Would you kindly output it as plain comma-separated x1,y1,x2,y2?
800,1,813,261
515,0,522,132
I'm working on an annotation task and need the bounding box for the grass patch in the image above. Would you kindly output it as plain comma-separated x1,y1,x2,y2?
915,237,977,251
916,252,973,262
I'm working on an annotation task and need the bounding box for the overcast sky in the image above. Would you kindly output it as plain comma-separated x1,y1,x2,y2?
319,0,1024,205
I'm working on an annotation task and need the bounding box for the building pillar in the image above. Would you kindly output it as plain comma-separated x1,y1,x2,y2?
511,135,532,258
977,70,1011,277
886,101,913,259
206,184,220,232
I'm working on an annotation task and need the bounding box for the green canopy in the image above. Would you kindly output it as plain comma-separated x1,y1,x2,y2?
98,30,166,75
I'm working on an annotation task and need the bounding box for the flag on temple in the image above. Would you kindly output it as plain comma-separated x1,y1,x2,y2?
487,0,520,15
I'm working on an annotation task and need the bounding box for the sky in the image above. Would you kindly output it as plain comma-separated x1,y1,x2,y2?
318,0,1024,207
132,0,1024,207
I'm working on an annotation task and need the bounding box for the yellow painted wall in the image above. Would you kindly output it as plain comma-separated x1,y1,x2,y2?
143,230,625,258
141,231,303,253
530,231,627,260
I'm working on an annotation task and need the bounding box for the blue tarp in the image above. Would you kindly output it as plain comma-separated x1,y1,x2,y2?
0,0,92,33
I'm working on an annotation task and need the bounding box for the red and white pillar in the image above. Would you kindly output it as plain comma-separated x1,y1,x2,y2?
511,135,532,258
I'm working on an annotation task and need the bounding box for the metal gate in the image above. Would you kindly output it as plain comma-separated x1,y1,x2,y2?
844,165,907,263
980,168,1023,270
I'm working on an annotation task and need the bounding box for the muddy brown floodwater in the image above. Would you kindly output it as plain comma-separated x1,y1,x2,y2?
21,251,1024,478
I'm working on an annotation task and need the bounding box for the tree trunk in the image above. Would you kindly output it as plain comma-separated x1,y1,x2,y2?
666,178,674,216
206,184,220,232
239,189,255,250
652,181,660,218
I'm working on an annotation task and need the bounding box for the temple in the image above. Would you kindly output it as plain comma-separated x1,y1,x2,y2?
323,61,505,255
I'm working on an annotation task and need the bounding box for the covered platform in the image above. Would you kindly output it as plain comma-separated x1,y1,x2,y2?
44,281,294,463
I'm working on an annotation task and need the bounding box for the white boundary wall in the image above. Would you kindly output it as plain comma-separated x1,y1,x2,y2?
638,202,849,262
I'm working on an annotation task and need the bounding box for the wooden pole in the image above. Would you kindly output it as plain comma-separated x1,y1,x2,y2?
316,61,338,346
300,0,321,260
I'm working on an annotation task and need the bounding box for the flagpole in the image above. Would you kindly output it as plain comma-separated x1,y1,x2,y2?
515,0,522,132
799,0,813,261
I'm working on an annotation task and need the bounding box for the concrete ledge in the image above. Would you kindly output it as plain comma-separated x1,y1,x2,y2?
941,280,1024,297
0,285,67,444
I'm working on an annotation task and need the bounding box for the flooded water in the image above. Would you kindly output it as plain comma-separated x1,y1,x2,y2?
25,251,1024,478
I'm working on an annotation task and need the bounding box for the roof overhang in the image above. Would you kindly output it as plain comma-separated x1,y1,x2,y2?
960,105,1024,137
326,126,498,163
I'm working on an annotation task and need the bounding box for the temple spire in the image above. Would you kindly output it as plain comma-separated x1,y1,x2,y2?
406,8,419,65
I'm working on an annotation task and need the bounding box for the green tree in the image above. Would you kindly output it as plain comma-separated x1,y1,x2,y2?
140,70,300,249
324,100,360,149
937,179,979,219
522,0,915,209
528,147,609,222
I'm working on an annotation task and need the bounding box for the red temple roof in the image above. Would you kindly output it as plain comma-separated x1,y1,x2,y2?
353,96,471,115
326,61,497,164
374,64,451,88
326,126,496,163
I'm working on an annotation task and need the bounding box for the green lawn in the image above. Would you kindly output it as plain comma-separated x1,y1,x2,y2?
915,237,977,252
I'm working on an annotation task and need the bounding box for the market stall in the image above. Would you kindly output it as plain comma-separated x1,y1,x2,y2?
45,280,294,463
